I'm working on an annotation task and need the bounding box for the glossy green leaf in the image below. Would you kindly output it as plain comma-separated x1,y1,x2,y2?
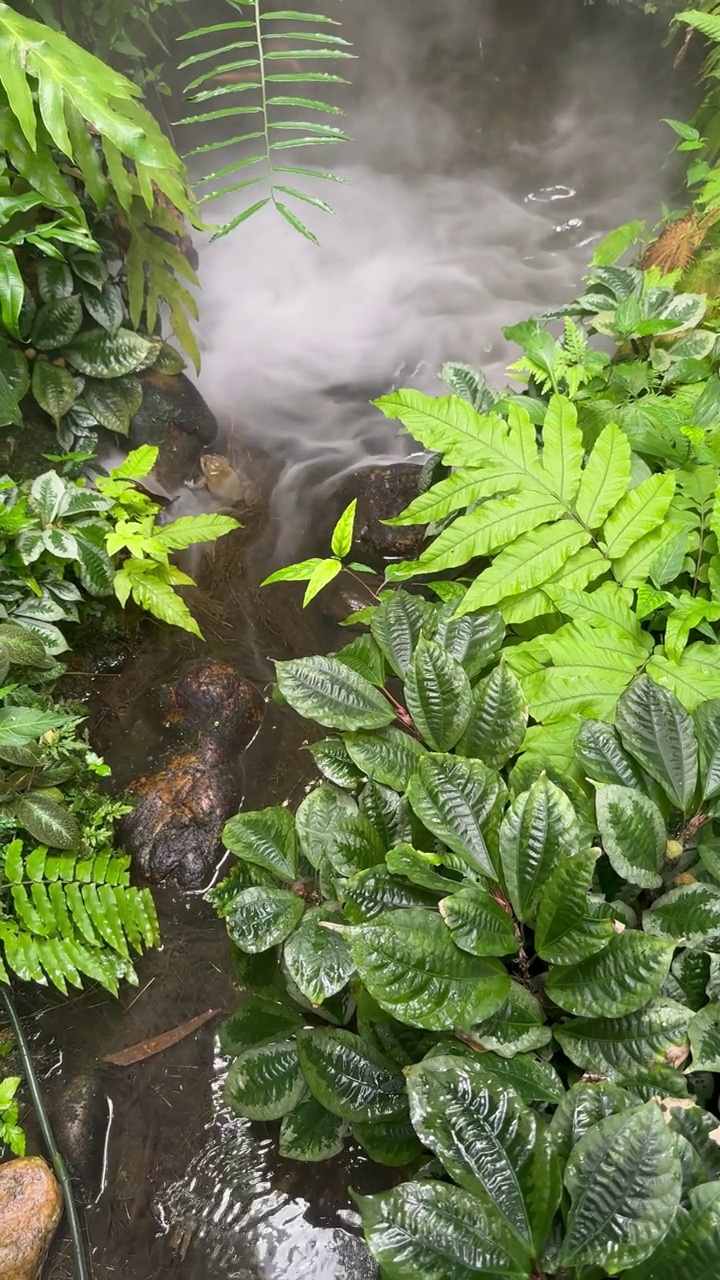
546,931,675,1017
355,1180,532,1280
296,1026,406,1121
407,1056,560,1255
429,605,505,679
665,1100,720,1181
689,1002,720,1071
345,908,510,1030
279,1096,347,1161
694,698,720,802
574,717,643,788
31,360,76,424
369,590,431,677
595,784,666,888
31,295,83,351
222,806,298,880
615,676,698,812
225,885,304,953
224,1037,305,1120
82,376,142,435
37,259,73,301
535,849,615,964
334,634,385,687
275,655,394,731
62,327,158,378
343,866,438,923
499,776,579,921
295,782,356,869
549,1080,631,1164
218,997,302,1057
308,738,364,789
439,885,519,957
469,982,551,1056
15,794,79,849
344,726,425,790
555,998,692,1078
282,905,353,1004
322,813,385,877
644,882,720,948
352,1115,423,1166
384,843,459,894
560,1102,682,1272
407,753,504,878
404,639,472,751
81,280,124,334
456,664,528,769
623,1182,720,1280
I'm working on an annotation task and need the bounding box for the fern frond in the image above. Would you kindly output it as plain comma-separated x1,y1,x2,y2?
177,0,352,241
0,839,159,994
440,362,498,413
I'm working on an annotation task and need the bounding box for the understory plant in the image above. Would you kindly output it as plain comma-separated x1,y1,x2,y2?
0,445,238,648
208,606,720,1276
0,1,201,453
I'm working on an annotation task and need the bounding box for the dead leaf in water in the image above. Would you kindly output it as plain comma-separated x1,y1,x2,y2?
102,1008,223,1066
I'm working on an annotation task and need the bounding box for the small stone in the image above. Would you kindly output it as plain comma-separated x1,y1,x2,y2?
0,1157,63,1280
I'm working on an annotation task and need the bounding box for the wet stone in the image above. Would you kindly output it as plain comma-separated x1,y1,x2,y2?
130,372,218,495
51,1070,108,1206
0,1157,63,1280
119,661,264,888
333,462,426,564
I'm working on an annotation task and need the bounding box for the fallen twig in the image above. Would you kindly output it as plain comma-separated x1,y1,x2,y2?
102,1008,223,1067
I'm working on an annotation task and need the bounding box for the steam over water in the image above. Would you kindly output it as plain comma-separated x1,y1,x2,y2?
191,0,690,507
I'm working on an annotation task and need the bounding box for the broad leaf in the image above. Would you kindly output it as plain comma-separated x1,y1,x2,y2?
295,782,356,869
407,1056,561,1255
602,472,675,559
623,1183,720,1280
407,753,504,878
457,520,591,616
296,1027,406,1121
644,883,720,948
343,866,439,923
62,327,158,378
308,738,364,789
344,726,426,790
225,885,304,953
560,1102,682,1272
555,998,692,1078
499,776,579,921
456,663,528,769
665,1100,720,1182
218,998,302,1057
282,905,354,1004
31,360,76,424
369,590,431,677
595,785,666,889
31,295,83,350
334,634,385,687
322,814,386,877
0,707,66,747
689,1002,720,1071
275,655,394,731
535,849,615,965
345,908,510,1030
469,981,551,1056
549,1080,631,1164
439,885,519,957
574,421,632,528
355,1180,532,1280
279,1096,347,1161
429,605,505,679
540,393,583,502
352,1116,423,1166
224,1038,305,1120
15,794,79,849
222,806,298,880
404,638,472,750
615,676,698,812
574,718,643,788
694,698,720,802
546,931,675,1017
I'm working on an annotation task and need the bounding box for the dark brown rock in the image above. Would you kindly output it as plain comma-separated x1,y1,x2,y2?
119,661,264,887
129,371,218,495
335,462,427,563
0,1157,63,1280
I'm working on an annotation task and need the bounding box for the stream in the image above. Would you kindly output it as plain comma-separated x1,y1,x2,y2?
36,1,695,1276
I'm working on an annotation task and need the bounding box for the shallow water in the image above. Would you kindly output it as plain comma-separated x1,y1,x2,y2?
33,2,696,1276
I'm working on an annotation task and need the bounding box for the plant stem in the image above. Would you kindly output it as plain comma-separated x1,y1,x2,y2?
0,988,90,1280
253,0,275,208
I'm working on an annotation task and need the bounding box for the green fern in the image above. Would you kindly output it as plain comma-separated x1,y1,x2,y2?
177,0,353,242
0,839,159,994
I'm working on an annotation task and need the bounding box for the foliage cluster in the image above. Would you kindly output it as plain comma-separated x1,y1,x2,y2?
0,0,200,458
209,610,720,1276
0,445,238,648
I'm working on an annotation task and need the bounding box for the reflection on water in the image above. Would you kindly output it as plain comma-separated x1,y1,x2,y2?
34,1,696,1277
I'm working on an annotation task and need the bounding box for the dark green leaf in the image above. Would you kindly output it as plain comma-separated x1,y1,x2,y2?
15,794,79,849
406,753,504,879
282,905,354,1004
218,997,302,1057
31,295,83,350
456,664,528,769
62,327,158,378
307,738,364,789
323,814,385,877
439,885,519,957
31,360,76,424
665,1100,720,1181
499,776,579,921
575,717,643,788
222,806,298,880
535,849,615,965
546,931,675,1017
225,885,304,953
623,1183,720,1280
644,883,720,948
470,982,551,1055
355,1180,531,1280
429,605,506,679
560,1102,682,1272
37,259,73,301
275,655,394,731
296,1026,406,1121
345,908,510,1030
334,634,385,687
343,866,439,923
407,1056,560,1255
616,676,698,812
80,281,124,334
295,782,356,869
352,1116,423,1166
344,726,425,790
279,1096,347,1161
404,638,472,751
595,784,666,888
549,1080,631,1164
694,699,720,802
224,1038,305,1120
369,591,431,677
689,1002,720,1070
555,998,692,1078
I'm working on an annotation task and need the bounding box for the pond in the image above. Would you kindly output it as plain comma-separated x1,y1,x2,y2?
38,1,693,1275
